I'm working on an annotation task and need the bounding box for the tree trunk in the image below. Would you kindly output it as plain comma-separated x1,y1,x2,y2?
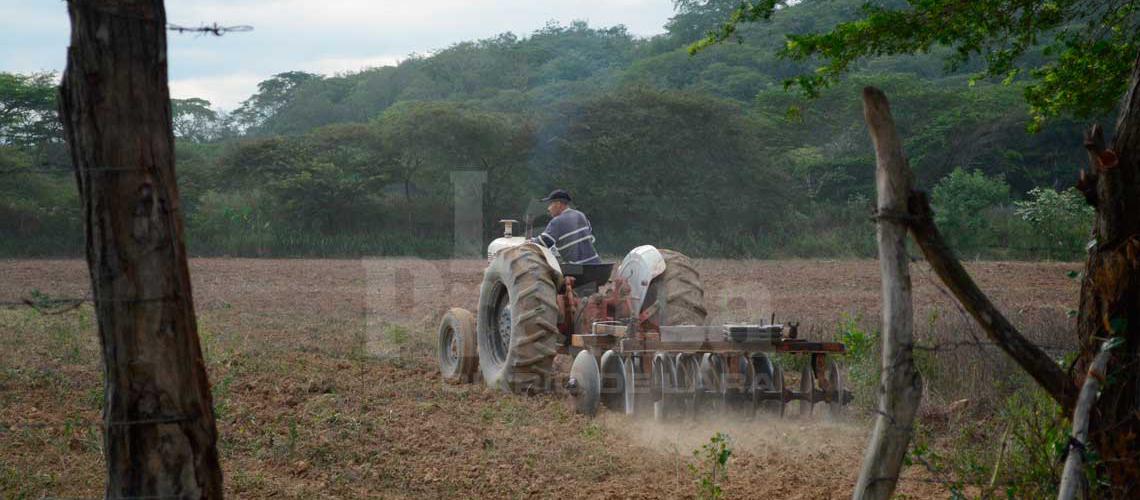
853,87,924,500
58,1,223,497
1074,49,1140,498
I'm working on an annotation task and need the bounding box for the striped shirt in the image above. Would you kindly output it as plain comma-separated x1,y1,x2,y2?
532,208,601,264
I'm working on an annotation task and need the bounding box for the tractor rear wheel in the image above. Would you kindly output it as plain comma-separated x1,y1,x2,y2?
641,249,707,326
477,244,561,393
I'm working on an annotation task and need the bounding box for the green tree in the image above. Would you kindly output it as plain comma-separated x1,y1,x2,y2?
171,97,222,143
268,159,385,234
374,100,530,211
231,71,322,132
667,0,753,45
222,123,388,233
1014,187,1094,259
695,0,1138,128
536,87,789,255
0,72,60,145
931,168,1010,253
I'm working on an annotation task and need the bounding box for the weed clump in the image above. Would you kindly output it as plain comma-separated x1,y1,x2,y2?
689,432,731,500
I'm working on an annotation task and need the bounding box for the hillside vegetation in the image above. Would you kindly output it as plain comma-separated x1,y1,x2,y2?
0,0,1098,258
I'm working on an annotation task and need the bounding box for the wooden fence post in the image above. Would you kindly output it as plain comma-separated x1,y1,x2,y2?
58,0,223,497
853,87,924,500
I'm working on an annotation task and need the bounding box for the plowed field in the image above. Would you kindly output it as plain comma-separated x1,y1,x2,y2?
0,258,1080,498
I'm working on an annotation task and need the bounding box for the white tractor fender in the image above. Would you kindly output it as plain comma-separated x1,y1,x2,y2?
617,245,666,313
487,236,526,261
534,242,563,277
487,236,563,278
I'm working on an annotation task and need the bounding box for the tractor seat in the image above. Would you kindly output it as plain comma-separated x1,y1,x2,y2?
561,263,614,292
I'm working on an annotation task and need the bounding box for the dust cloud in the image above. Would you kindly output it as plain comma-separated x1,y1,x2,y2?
598,411,869,460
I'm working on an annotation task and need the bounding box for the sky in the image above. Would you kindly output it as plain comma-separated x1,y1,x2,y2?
1,0,675,110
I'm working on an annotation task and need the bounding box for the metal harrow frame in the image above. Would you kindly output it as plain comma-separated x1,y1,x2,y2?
565,322,855,419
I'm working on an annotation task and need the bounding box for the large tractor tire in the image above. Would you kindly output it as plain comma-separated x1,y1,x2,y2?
477,244,562,393
641,249,708,326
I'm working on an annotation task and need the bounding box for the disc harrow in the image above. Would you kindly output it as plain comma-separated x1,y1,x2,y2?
564,322,854,419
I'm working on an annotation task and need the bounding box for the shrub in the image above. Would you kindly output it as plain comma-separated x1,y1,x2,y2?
187,189,275,255
689,432,732,500
834,313,879,411
931,168,1010,256
1014,187,1094,260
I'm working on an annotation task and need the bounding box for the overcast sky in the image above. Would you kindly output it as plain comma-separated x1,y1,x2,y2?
1,0,675,110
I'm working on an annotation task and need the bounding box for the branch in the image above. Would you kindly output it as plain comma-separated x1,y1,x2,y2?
907,190,1078,410
1058,341,1115,500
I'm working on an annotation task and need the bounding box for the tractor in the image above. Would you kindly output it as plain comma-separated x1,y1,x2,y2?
438,219,853,419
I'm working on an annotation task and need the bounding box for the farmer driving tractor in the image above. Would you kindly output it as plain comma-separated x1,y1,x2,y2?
532,189,601,265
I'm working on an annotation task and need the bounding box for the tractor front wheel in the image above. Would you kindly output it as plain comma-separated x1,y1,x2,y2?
438,307,478,383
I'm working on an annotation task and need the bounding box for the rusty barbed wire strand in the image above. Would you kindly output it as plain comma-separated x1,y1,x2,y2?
41,494,188,500
908,254,1076,349
0,161,381,176
0,294,181,315
1,413,199,434
0,166,177,175
43,496,187,500
62,0,253,37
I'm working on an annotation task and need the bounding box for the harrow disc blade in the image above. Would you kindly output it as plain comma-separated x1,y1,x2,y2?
674,353,700,420
699,353,727,416
651,352,676,422
599,350,626,413
751,354,784,418
799,363,815,419
623,355,638,416
568,350,600,417
729,355,754,418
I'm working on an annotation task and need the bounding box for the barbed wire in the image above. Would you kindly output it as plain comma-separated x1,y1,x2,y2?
0,167,73,175
1,413,198,434
0,294,179,314
909,339,1076,354
909,254,1074,343
0,166,174,175
41,495,186,500
63,0,254,38
167,23,253,36
0,161,355,177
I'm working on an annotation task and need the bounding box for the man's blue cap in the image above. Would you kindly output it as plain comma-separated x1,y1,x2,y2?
541,189,572,202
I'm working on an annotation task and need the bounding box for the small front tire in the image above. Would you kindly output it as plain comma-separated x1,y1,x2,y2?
438,307,478,383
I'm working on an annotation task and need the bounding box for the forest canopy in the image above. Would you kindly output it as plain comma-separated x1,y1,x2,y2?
0,0,1105,259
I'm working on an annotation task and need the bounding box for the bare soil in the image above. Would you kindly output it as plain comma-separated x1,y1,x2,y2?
0,257,1080,498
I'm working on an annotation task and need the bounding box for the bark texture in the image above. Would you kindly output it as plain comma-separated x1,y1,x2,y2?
853,86,923,500
1073,49,1140,497
58,0,223,497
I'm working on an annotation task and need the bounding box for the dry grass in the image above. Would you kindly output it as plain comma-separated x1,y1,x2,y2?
0,257,1079,498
